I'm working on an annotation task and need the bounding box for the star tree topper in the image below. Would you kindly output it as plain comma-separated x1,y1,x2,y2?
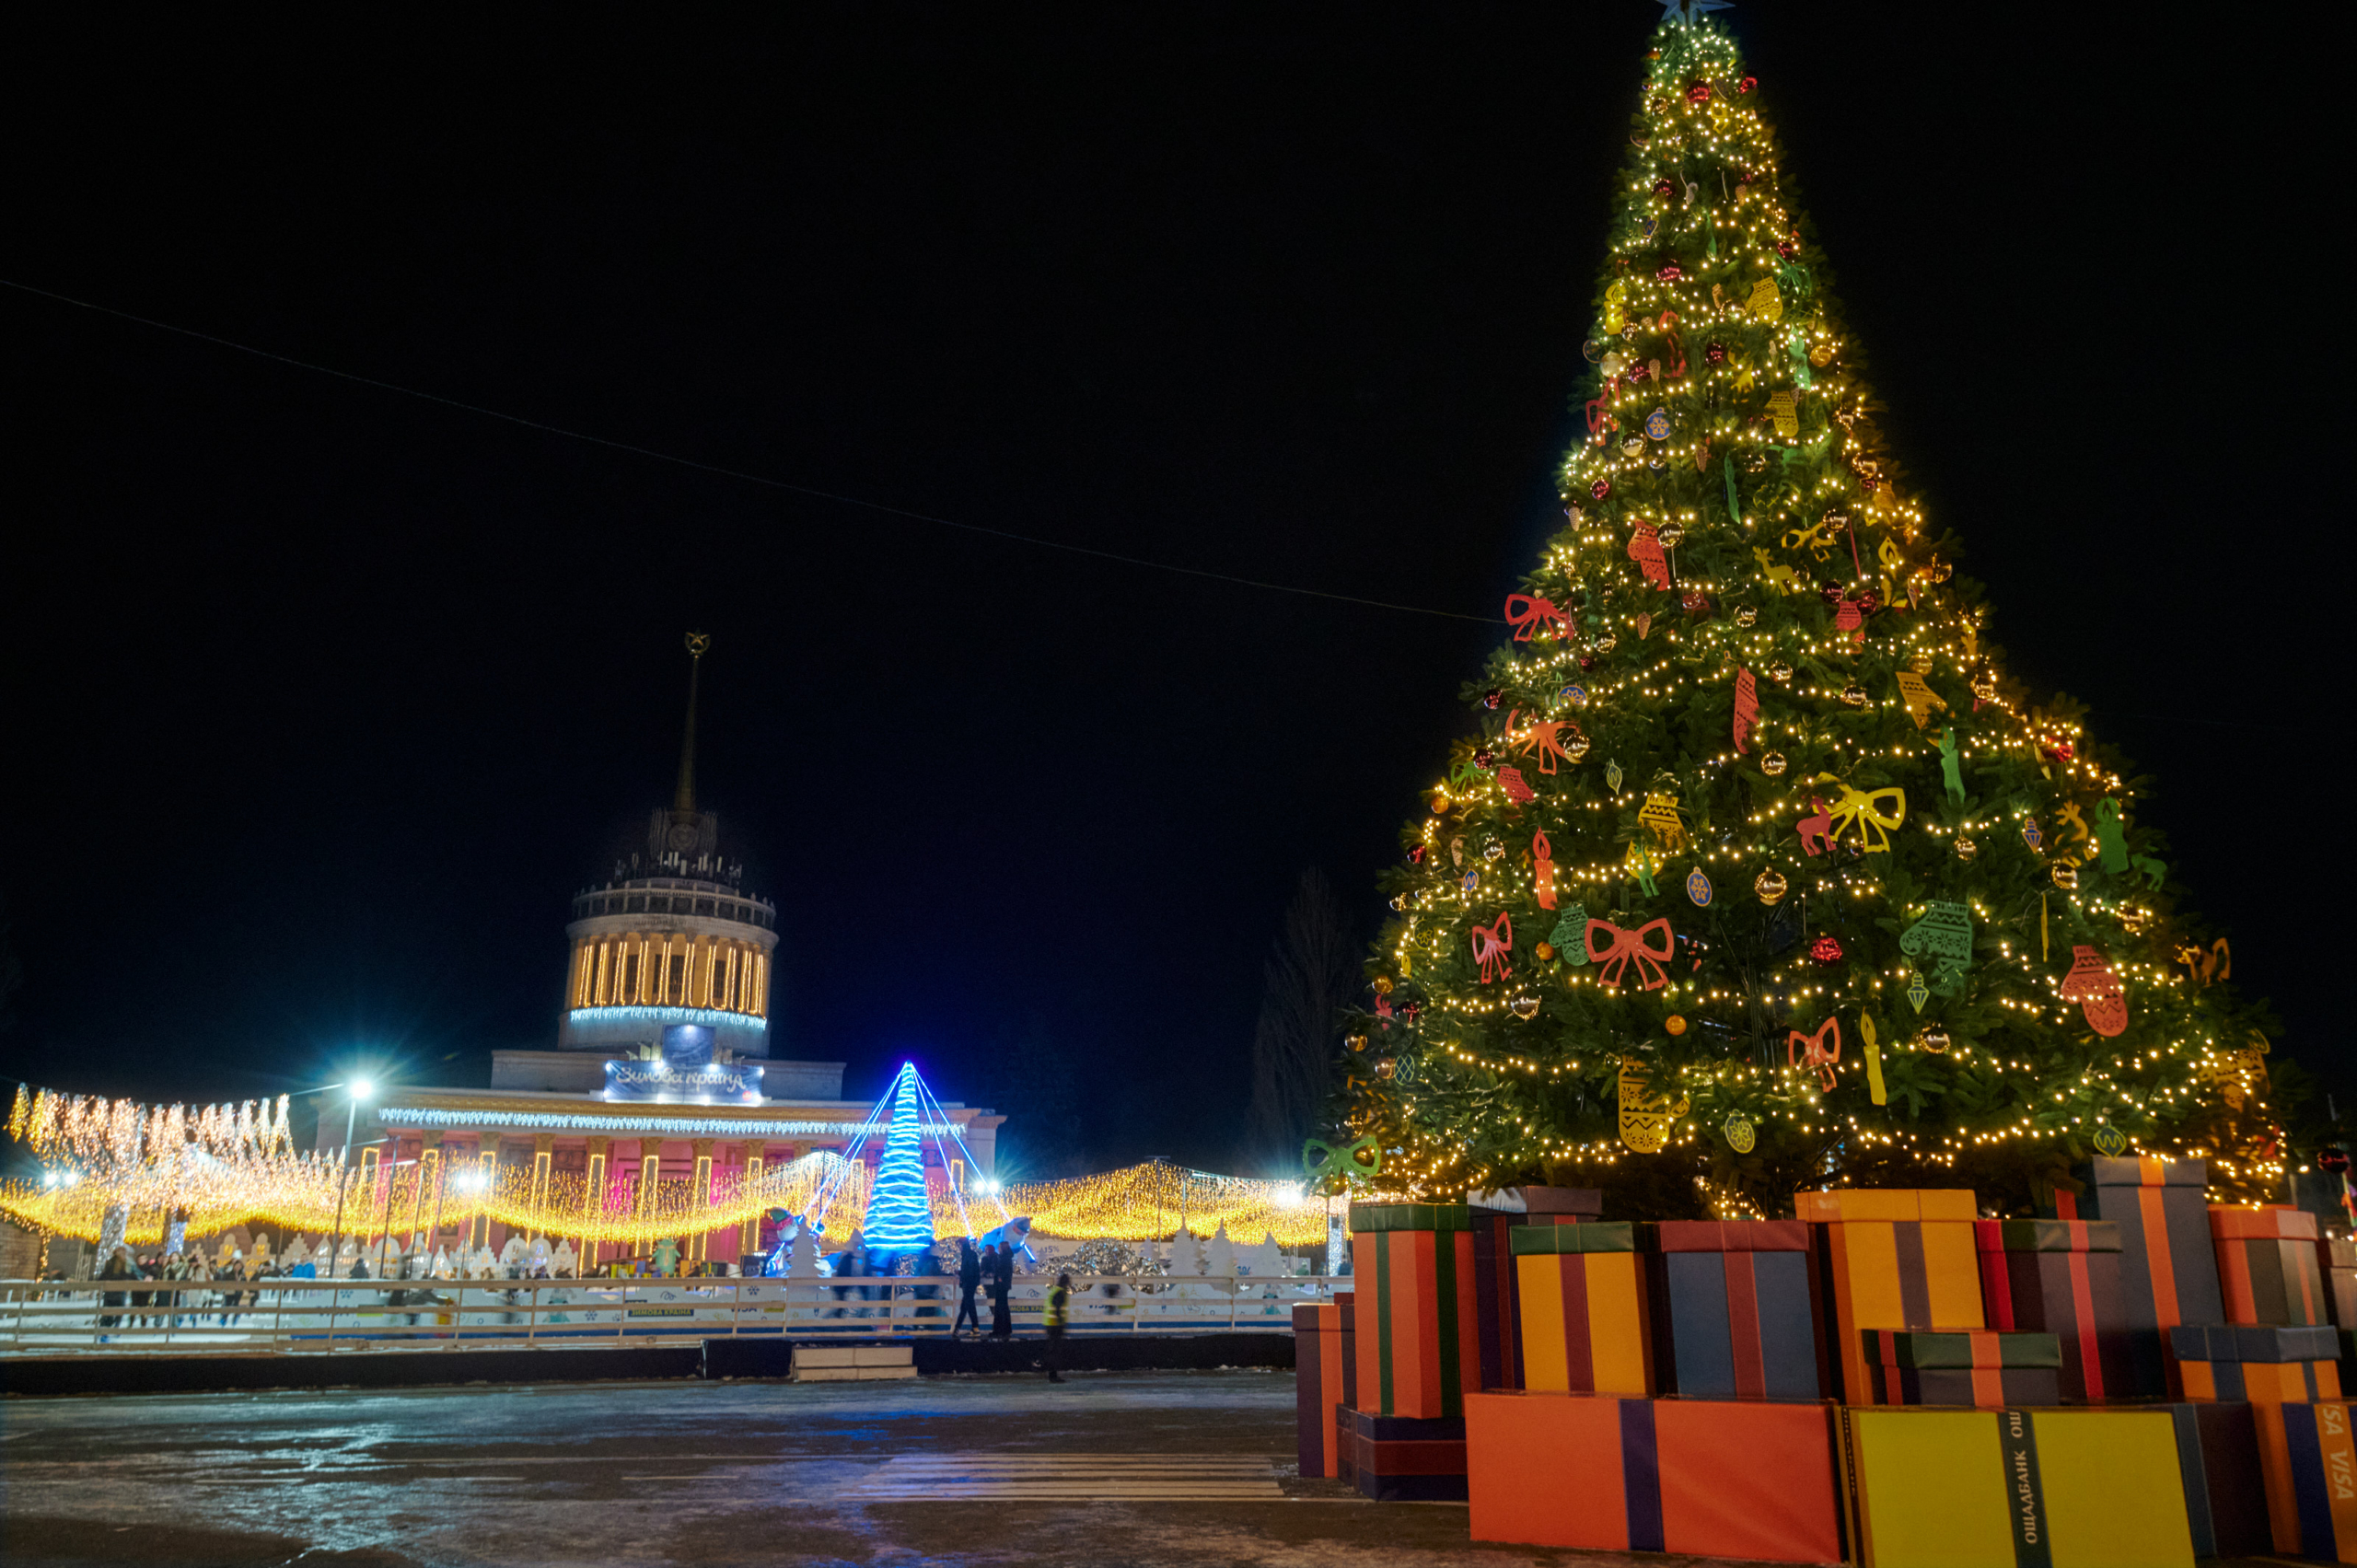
1657,0,1732,21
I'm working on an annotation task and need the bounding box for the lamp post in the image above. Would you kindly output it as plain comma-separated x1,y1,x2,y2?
325,1078,376,1280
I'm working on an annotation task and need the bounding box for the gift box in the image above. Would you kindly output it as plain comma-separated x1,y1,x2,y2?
1797,1188,1981,1403
1837,1405,2196,1567
1348,1203,1480,1419
1974,1217,2131,1402
2171,1322,2343,1403
1865,1328,2063,1408
2212,1204,2328,1326
2326,1237,2357,1327
2063,1156,2224,1398
1468,1190,1604,1393
1293,1295,1356,1479
2164,1400,2270,1561
1512,1222,1651,1396
1465,1391,1841,1563
1643,1219,1819,1400
2251,1399,2357,1561
1343,1408,1465,1502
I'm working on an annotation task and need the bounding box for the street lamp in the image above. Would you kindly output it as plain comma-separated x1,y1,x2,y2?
326,1078,377,1280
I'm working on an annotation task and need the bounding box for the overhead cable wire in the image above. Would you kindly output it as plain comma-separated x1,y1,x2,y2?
1,276,1504,626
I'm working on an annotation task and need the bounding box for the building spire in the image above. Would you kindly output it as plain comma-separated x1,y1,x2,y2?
672,632,709,820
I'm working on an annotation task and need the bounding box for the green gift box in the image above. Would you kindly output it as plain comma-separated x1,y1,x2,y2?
1873,1330,2064,1369
1350,1202,1474,1234
1510,1221,1636,1256
1987,1219,2123,1253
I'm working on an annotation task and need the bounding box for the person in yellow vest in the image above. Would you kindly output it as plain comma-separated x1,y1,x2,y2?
1042,1272,1071,1383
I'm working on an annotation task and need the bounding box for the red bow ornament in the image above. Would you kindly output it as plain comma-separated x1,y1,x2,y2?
1533,831,1557,910
1585,916,1674,991
1504,594,1570,642
1470,913,1514,984
2059,946,2129,1037
1787,1016,1842,1091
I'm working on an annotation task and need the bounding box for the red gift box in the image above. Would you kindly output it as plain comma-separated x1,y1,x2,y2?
1293,1295,1354,1478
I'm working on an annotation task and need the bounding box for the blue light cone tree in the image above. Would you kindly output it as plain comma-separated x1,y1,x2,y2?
863,1063,937,1255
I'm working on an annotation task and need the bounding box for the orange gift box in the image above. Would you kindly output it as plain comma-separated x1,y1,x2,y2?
2212,1205,2328,1327
1466,1391,1841,1563
1513,1224,1653,1396
1798,1189,1982,1403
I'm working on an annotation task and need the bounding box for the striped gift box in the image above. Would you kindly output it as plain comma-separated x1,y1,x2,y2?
1796,1189,1982,1405
2210,1205,2328,1327
1511,1222,1652,1397
2064,1156,2224,1399
1465,1392,1842,1562
1643,1219,1819,1400
2171,1322,2342,1404
1865,1328,2063,1408
1348,1203,1480,1419
1973,1217,2131,1402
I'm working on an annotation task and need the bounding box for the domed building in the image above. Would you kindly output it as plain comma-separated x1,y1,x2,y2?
366,636,1001,1270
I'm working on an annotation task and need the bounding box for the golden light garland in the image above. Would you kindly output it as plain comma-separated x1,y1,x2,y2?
2,1085,1339,1249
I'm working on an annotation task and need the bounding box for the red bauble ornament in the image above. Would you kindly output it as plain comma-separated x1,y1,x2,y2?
1473,749,1495,770
1680,588,1712,616
1776,240,1797,259
1652,178,1676,198
1818,583,1844,607
2324,1148,2351,1174
1809,935,1845,966
1738,75,1757,94
1657,260,1683,281
1628,361,1652,382
1482,689,1503,710
1578,655,1597,671
1855,590,1882,615
1704,342,1726,364
1686,83,1711,103
1591,479,1612,499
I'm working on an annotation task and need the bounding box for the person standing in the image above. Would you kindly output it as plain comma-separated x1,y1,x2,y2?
1042,1272,1071,1383
986,1240,1013,1340
97,1245,134,1339
953,1238,982,1338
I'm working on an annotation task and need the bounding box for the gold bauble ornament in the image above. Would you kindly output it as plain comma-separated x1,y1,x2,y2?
1768,661,1793,682
1346,1034,1369,1052
1956,837,1979,862
1754,868,1789,905
1622,437,1646,457
1593,633,1619,655
1761,751,1788,776
1375,1056,1398,1079
1970,670,1998,702
2052,864,2080,890
1388,895,1406,911
1657,521,1687,548
1484,842,1505,862
1807,343,1833,367
1565,732,1593,761
1373,976,1395,995
1535,941,1557,961
1431,796,1450,814
1509,995,1541,1021
1840,681,1869,707
1919,1027,1951,1054
1910,653,1935,675
1665,1015,1688,1036
1735,607,1758,628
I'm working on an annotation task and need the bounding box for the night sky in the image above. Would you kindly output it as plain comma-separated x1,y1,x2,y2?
2,7,2339,1175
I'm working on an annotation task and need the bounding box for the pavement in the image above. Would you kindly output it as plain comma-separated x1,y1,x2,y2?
2,1369,1703,1568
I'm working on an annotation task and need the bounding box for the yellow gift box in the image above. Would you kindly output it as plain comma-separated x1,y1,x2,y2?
1838,1405,2194,1568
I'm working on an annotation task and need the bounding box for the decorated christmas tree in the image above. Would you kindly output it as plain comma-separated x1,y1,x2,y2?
1342,10,2283,1218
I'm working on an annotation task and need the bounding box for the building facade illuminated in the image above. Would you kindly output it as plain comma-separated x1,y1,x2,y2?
364,635,1001,1270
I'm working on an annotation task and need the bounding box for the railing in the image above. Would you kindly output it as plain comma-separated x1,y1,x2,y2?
0,1274,1343,1356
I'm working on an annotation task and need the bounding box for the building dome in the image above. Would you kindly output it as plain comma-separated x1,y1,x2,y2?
555,633,779,1061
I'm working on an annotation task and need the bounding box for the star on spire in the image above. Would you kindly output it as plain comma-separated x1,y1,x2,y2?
1657,0,1732,22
